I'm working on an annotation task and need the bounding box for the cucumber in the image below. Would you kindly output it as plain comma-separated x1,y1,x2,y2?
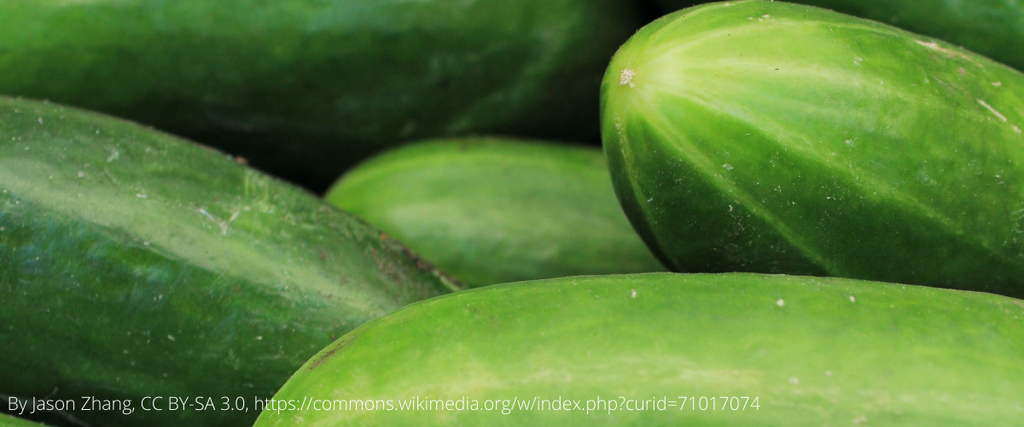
656,0,1024,72
253,273,1024,426
0,96,457,427
601,1,1024,297
0,0,645,190
0,414,44,427
325,138,665,287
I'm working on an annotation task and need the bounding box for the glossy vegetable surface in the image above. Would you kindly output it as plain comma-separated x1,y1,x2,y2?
656,0,1024,72
254,273,1024,426
0,0,644,190
0,97,455,427
602,0,1024,297
326,138,665,287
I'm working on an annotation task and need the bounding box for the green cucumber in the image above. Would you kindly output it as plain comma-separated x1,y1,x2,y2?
0,0,645,190
656,0,1024,72
601,0,1024,297
0,414,44,427
325,138,665,287
254,273,1024,426
0,96,456,427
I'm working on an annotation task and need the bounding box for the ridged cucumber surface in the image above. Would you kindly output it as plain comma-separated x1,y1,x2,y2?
325,138,665,287
0,0,645,190
254,273,1024,426
656,0,1024,72
0,97,456,427
602,0,1024,297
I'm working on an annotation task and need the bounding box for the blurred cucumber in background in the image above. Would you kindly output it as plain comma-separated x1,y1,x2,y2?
0,0,646,191
656,0,1024,72
326,138,666,287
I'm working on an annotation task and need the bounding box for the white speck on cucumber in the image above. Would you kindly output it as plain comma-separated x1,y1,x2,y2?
619,68,636,88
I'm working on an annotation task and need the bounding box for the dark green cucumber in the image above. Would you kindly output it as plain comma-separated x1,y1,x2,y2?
0,414,43,427
655,0,1024,72
601,1,1024,297
0,96,456,427
325,138,665,287
0,0,645,190
254,273,1024,426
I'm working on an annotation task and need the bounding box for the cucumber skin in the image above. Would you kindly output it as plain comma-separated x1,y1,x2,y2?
254,273,1024,426
601,1,1024,297
0,97,455,427
655,0,1024,72
0,414,43,427
0,0,644,190
325,138,665,287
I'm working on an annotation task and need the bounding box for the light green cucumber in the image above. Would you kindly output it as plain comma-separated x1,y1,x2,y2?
0,0,646,190
0,96,456,427
656,0,1024,72
325,138,665,287
0,414,44,427
254,273,1024,426
602,0,1024,297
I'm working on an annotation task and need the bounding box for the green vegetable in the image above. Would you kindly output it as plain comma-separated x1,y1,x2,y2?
0,97,456,427
0,414,44,427
656,0,1024,72
602,0,1024,297
325,138,665,287
0,0,645,190
253,273,1024,426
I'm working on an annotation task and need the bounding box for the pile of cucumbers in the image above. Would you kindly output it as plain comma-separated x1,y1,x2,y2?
1,0,1023,426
